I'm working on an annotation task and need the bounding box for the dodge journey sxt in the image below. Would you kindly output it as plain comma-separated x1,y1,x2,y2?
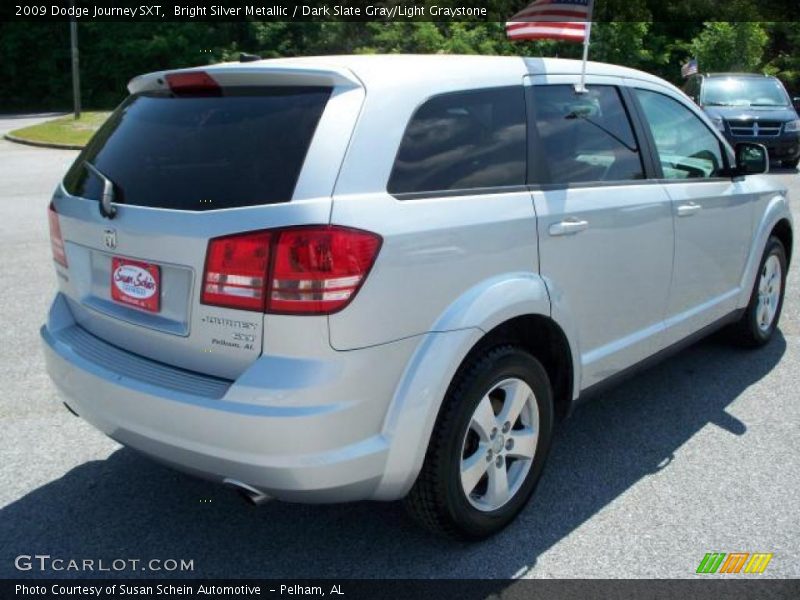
42,55,793,539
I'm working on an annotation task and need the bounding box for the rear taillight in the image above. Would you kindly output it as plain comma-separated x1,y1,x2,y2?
165,71,221,96
48,202,67,267
200,226,381,315
201,231,272,311
270,227,382,314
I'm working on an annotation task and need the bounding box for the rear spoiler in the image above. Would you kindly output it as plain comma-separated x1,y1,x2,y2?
128,63,363,95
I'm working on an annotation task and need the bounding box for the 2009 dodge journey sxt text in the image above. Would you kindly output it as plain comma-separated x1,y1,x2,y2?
41,55,793,539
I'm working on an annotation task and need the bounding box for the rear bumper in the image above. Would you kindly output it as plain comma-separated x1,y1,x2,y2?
41,293,420,502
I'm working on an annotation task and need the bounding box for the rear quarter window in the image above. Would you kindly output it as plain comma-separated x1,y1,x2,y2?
388,86,527,196
63,86,332,211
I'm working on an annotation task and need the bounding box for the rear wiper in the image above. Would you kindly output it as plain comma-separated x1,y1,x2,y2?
84,161,117,219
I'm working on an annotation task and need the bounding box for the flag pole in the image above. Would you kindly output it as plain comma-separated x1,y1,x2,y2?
575,0,594,94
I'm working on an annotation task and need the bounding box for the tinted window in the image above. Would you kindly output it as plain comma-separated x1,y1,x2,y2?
529,85,644,184
63,87,331,211
388,87,526,195
635,89,725,179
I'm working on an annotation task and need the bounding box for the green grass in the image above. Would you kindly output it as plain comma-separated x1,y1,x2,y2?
8,112,110,147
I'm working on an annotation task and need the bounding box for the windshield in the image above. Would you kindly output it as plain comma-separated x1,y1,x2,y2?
63,86,331,211
702,77,790,107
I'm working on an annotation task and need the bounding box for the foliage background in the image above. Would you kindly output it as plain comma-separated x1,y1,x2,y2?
1,13,798,110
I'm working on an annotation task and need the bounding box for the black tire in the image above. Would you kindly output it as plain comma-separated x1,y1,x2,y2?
730,236,787,347
404,345,554,540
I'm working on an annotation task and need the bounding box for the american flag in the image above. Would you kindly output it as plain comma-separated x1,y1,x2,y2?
681,58,698,78
505,0,593,43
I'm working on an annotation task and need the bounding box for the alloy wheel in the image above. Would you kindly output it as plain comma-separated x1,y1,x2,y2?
459,377,539,512
757,254,782,333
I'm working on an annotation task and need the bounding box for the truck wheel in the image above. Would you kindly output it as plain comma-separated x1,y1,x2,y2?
404,345,554,540
731,236,787,347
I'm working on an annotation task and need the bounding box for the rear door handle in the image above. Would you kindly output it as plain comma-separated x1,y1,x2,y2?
549,219,589,237
677,202,702,217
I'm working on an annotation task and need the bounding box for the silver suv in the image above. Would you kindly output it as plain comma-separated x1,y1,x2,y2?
42,55,793,539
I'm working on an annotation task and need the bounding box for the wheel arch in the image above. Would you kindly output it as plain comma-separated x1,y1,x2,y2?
738,194,794,308
458,315,574,423
771,218,793,267
373,273,579,500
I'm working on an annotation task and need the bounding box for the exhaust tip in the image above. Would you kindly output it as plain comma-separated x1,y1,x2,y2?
223,478,272,506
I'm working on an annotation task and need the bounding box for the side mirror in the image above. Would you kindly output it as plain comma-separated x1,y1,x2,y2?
734,142,768,176
793,97,800,112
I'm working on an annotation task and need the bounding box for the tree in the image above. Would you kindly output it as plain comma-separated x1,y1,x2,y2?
763,22,800,96
690,22,768,73
0,19,795,111
590,22,654,70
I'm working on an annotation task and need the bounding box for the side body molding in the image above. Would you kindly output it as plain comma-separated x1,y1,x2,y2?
373,272,580,499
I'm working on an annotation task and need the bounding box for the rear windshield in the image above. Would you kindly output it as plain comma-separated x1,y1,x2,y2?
63,86,331,211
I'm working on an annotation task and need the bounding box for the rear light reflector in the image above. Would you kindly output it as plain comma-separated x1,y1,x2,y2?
201,231,272,311
165,71,221,96
48,202,67,267
200,226,381,315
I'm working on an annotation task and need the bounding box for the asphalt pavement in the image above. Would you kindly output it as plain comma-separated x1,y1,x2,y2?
0,114,798,580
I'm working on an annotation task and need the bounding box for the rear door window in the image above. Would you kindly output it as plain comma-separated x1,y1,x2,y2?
388,86,527,195
63,87,331,211
528,85,645,184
